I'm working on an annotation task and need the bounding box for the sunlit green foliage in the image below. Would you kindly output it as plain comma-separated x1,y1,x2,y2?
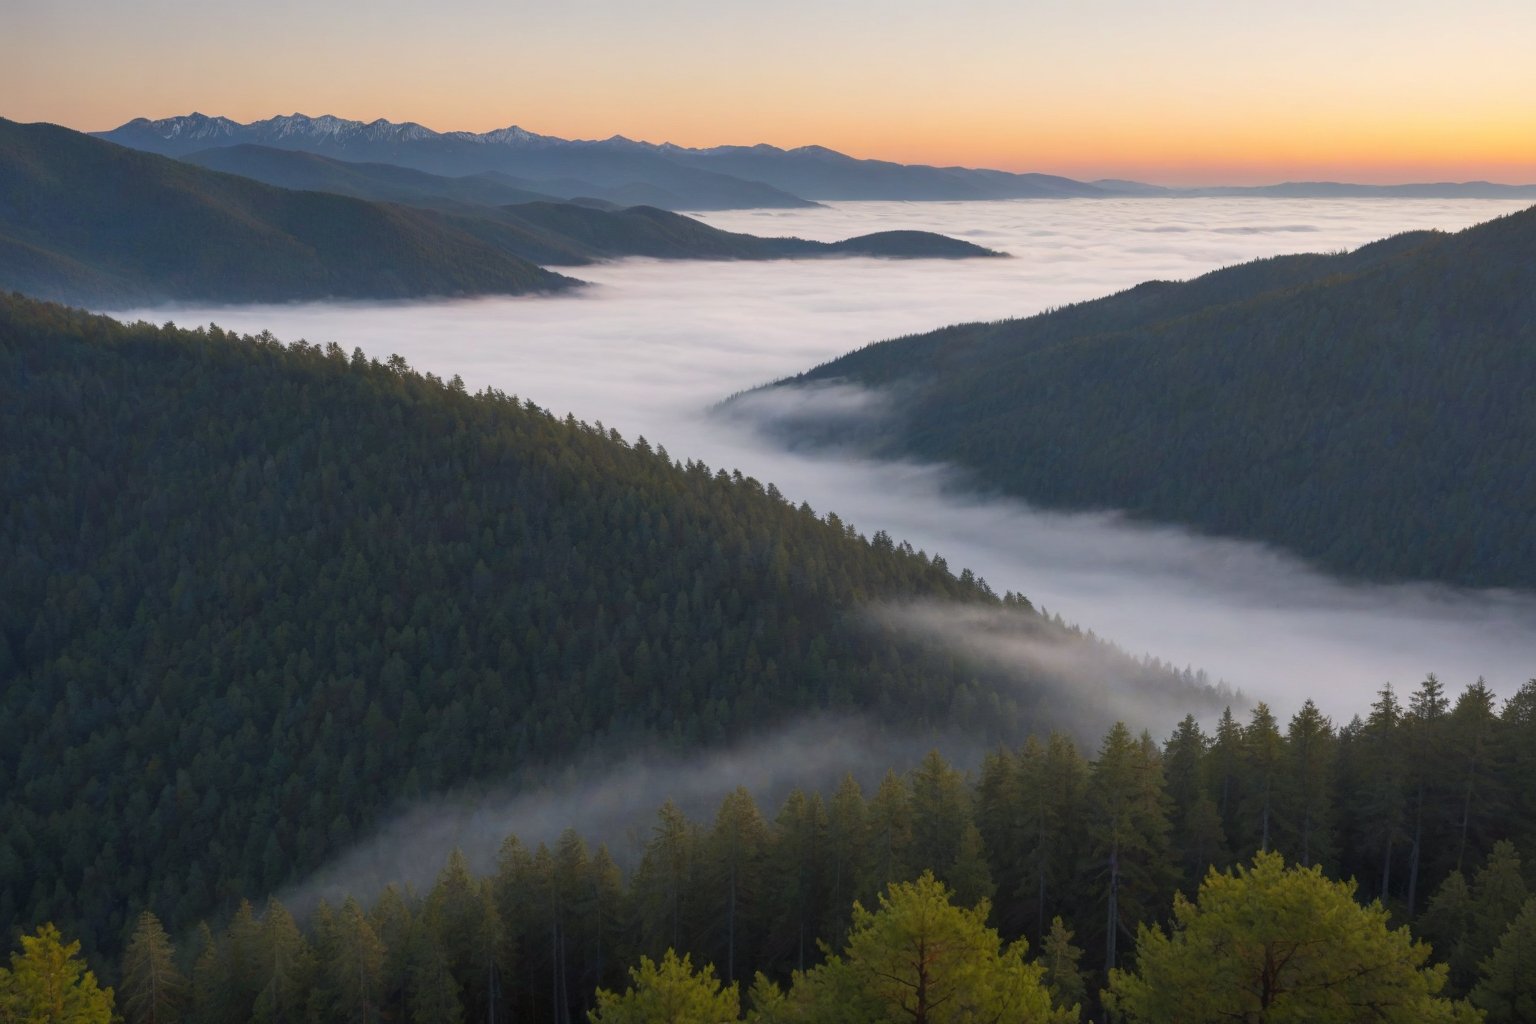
1106,853,1480,1023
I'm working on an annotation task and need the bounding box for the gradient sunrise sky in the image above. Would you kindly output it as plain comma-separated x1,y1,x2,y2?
6,0,1534,186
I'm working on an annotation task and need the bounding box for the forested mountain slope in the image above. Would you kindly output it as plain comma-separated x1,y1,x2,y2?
744,207,1536,590
0,294,1211,961
0,120,575,305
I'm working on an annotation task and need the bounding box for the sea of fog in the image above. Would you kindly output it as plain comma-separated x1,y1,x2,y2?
114,197,1536,726
110,196,1536,893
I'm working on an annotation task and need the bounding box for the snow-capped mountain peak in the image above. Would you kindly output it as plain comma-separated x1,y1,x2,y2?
134,112,242,141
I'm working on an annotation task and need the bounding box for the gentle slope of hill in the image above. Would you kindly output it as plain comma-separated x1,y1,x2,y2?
737,207,1536,590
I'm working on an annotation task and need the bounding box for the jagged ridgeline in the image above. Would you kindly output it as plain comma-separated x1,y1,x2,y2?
740,206,1536,590
0,294,1216,957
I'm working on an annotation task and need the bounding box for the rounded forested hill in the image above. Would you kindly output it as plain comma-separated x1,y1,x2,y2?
0,293,1155,958
754,207,1536,591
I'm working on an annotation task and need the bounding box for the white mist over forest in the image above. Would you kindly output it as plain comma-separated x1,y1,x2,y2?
116,197,1536,725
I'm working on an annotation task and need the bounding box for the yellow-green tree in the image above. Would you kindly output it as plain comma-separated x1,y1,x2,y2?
1106,852,1481,1023
588,950,738,1024
0,924,114,1024
758,871,1072,1024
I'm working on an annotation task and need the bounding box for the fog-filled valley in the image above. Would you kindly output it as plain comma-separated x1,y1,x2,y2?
115,197,1536,722
14,0,1536,1013
9,158,1536,1024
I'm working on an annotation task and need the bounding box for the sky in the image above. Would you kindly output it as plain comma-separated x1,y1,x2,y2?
6,0,1534,185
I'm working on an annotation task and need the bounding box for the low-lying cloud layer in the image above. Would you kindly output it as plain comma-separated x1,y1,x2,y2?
277,715,981,912
115,197,1536,727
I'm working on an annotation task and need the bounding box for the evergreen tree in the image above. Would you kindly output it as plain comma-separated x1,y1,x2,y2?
763,789,827,975
119,912,188,1024
1235,703,1284,858
0,924,115,1024
820,776,869,949
705,789,769,985
768,873,1071,1024
1470,896,1536,1024
1016,734,1087,945
1352,685,1408,902
1404,675,1453,917
1163,716,1229,889
588,951,738,1024
1445,680,1500,872
251,902,311,1024
906,751,972,889
322,899,386,1024
1038,917,1085,1020
1080,723,1173,975
1419,870,1475,994
863,772,913,898
1277,700,1336,869
1106,853,1480,1023
631,803,699,958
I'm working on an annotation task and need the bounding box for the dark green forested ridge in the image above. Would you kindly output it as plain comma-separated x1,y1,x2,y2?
72,676,1536,1024
0,292,1221,969
0,119,577,305
745,206,1536,590
452,203,1004,265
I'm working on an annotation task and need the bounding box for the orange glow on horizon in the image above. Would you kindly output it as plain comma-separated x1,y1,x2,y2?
7,0,1534,189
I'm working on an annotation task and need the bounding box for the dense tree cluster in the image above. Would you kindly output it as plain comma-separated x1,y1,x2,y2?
0,293,1223,965
82,686,1536,1024
761,205,1536,589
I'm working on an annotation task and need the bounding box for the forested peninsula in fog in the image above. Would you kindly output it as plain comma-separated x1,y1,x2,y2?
743,206,1536,591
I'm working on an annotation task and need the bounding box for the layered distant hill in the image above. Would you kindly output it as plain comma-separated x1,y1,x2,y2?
95,113,817,210
737,206,1536,590
95,113,1536,207
182,143,578,208
0,119,575,304
179,145,1002,262
0,121,998,305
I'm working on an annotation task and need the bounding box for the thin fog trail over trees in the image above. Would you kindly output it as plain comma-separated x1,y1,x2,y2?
114,198,1536,716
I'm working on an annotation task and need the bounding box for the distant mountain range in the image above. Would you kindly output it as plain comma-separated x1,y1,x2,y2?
95,113,1536,209
96,113,816,211
736,206,1536,590
0,120,998,305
